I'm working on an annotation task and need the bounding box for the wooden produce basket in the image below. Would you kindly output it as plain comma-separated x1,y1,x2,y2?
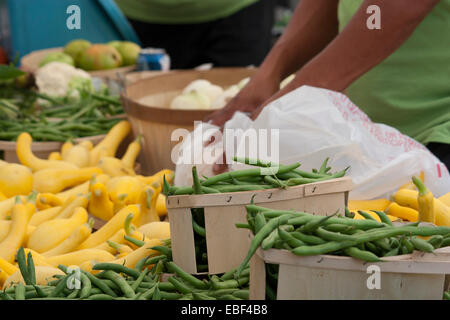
121,67,257,176
21,47,136,80
166,177,353,275
249,238,450,300
0,134,105,164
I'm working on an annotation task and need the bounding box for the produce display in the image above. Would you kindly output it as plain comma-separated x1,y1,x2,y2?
40,39,141,71
0,65,124,142
237,203,450,299
0,121,177,291
163,156,349,273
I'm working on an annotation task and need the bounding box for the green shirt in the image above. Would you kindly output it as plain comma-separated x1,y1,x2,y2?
338,0,450,145
115,0,259,24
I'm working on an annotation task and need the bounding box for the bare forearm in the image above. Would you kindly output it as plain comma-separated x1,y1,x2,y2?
276,0,440,94
254,0,339,83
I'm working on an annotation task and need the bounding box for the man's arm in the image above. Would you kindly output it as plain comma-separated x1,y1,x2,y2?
251,0,440,118
205,0,340,127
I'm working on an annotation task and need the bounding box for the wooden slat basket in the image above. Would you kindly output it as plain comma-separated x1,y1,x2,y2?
167,177,353,275
249,238,450,300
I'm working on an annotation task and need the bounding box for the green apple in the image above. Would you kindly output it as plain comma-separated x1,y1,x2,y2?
64,39,91,60
39,52,74,67
116,41,141,66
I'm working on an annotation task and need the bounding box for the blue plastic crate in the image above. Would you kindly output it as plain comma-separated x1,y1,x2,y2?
2,0,140,61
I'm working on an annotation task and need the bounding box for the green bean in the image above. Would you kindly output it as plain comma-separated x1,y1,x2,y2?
26,252,36,285
210,184,274,193
79,273,92,299
344,247,382,262
152,285,161,300
291,231,326,245
254,212,267,234
157,281,177,292
345,207,355,218
357,210,377,221
264,175,287,188
410,237,434,253
236,213,298,276
235,223,252,229
440,237,450,248
14,283,26,300
383,247,400,257
202,163,300,187
211,277,249,290
166,262,208,289
124,235,145,247
278,227,305,248
428,235,444,249
167,276,192,295
32,285,50,298
192,292,217,300
444,292,450,300
47,275,69,298
300,213,337,233
92,262,141,279
81,270,117,297
372,210,393,226
192,166,202,194
101,270,135,298
261,229,280,250
138,284,157,300
318,157,330,174
131,269,149,291
17,247,31,285
402,237,415,253
159,291,182,300
365,241,382,256
144,255,167,267
324,224,355,233
66,289,80,299
315,227,355,242
192,217,206,237
87,294,114,300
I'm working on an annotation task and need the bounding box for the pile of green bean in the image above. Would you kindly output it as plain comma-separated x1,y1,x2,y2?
163,157,348,196
235,204,450,278
1,245,249,300
0,85,125,142
162,156,349,274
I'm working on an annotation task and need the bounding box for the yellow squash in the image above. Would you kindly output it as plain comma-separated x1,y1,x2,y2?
138,183,161,226
36,193,63,210
394,189,450,226
94,229,127,254
0,257,18,275
0,197,20,220
62,143,90,168
54,194,89,219
121,135,141,171
412,176,435,223
23,249,52,267
16,133,77,171
108,239,162,269
353,211,398,222
0,221,35,243
60,141,74,158
348,199,391,212
0,191,6,201
138,221,170,240
33,167,102,193
439,192,450,207
4,266,64,287
0,197,36,262
42,223,92,257
88,121,131,166
48,152,62,161
106,176,144,212
56,173,109,202
88,182,114,221
0,163,33,198
46,249,115,267
156,194,167,217
399,171,425,190
97,156,134,177
385,203,418,222
77,204,140,250
27,207,88,253
137,169,174,187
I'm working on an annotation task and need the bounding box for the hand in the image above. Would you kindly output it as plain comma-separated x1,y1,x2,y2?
203,78,280,174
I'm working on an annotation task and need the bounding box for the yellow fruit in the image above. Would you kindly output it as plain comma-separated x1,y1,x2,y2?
77,204,140,250
0,257,18,275
42,223,92,257
27,207,88,253
4,266,64,287
62,144,90,168
385,203,418,222
0,221,35,243
36,193,63,210
46,249,115,267
137,221,170,240
0,198,35,262
88,182,114,221
439,192,450,207
106,176,144,211
16,132,77,171
56,174,109,202
156,194,167,217
108,239,162,269
348,199,390,212
89,121,131,166
33,167,102,193
0,163,33,197
48,152,62,161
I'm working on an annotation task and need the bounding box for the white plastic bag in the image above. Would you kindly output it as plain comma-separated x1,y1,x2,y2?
175,85,450,199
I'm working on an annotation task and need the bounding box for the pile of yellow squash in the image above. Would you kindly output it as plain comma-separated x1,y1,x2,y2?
349,172,450,225
0,120,174,288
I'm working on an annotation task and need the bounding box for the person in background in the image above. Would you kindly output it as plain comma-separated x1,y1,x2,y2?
114,0,275,69
206,0,450,170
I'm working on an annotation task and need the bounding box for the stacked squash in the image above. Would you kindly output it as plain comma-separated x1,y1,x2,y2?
0,121,173,288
